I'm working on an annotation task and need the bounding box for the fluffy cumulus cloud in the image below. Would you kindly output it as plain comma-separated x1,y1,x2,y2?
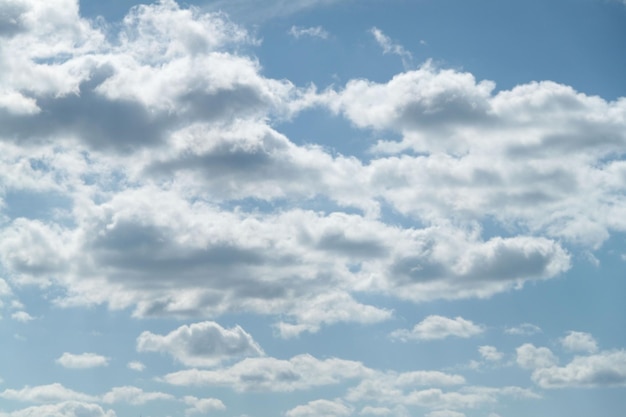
324,63,626,248
0,0,578,338
10,311,34,322
126,361,145,372
531,350,626,389
560,331,598,353
183,396,226,415
390,316,484,341
478,346,504,362
0,1,624,417
515,335,626,389
136,321,264,367
286,399,352,417
515,344,558,370
162,354,369,392
55,353,110,369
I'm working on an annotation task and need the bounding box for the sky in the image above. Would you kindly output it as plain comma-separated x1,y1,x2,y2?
0,0,625,416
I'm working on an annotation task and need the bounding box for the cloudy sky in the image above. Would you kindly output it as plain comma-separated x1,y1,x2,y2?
0,0,625,416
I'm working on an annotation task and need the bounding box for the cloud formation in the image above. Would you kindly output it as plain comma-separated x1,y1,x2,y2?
0,0,581,337
162,354,369,392
0,402,116,417
532,350,626,388
560,331,598,353
136,321,264,367
391,316,485,341
516,344,558,370
289,25,329,39
55,353,110,369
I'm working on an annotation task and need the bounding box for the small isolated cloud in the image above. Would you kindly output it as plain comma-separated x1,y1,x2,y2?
390,315,484,341
560,331,598,353
516,344,558,370
102,386,174,405
286,399,352,417
289,25,329,39
11,311,35,322
370,27,412,66
55,353,110,369
136,321,264,367
505,323,542,336
183,396,226,415
126,361,145,372
531,350,626,388
479,345,503,362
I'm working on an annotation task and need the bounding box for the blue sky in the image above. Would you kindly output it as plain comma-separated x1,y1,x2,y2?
0,0,625,416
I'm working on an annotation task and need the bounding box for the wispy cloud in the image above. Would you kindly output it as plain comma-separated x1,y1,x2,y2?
370,27,413,67
289,25,330,39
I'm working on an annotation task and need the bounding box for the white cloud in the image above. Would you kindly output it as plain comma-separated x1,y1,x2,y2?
286,399,352,417
478,345,503,362
55,353,110,369
0,0,577,335
183,396,226,415
0,383,96,403
324,63,626,248
402,386,538,410
346,370,465,404
516,344,558,370
136,321,264,367
560,331,598,353
126,361,145,372
275,291,392,338
531,350,626,388
11,311,34,322
289,25,329,39
0,401,116,417
0,278,11,296
162,354,369,392
426,410,466,417
505,323,542,336
370,27,412,67
102,386,174,405
359,406,392,416
390,316,484,341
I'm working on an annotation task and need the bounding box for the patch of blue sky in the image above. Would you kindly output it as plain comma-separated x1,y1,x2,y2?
2,190,73,222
